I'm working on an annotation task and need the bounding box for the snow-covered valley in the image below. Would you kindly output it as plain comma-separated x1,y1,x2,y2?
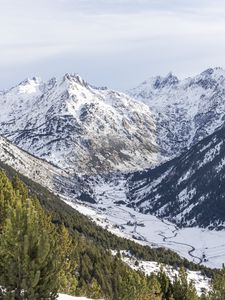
64,178,225,269
0,134,223,270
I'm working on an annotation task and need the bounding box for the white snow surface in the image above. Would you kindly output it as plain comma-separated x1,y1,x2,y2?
0,74,157,175
128,67,225,160
58,295,99,300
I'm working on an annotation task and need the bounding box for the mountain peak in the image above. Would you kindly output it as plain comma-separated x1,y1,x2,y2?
128,66,225,160
139,73,179,90
153,72,179,89
62,73,89,88
190,67,225,90
200,67,224,77
16,76,42,94
19,76,42,86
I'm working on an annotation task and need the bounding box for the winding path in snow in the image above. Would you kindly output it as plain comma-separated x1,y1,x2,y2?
159,220,203,264
94,179,203,264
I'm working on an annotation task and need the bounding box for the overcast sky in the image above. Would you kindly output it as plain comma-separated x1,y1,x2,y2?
1,0,225,90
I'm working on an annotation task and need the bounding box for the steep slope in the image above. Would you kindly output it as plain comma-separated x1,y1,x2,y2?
0,135,92,201
129,67,225,160
0,135,64,190
126,125,225,229
0,74,157,175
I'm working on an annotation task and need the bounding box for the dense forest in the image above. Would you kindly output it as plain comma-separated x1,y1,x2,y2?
0,162,224,299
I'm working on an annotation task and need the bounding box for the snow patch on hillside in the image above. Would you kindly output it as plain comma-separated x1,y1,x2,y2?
58,294,100,300
111,250,211,296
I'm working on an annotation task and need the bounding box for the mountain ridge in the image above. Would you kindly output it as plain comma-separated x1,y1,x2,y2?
0,74,158,175
128,67,225,161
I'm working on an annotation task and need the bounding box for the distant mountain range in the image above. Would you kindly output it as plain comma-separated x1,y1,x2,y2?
129,67,225,161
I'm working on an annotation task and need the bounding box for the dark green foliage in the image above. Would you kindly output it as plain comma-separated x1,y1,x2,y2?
0,172,75,299
208,268,225,299
172,267,198,300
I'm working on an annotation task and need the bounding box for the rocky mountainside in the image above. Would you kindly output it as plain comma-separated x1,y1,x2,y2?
0,74,157,175
128,67,225,160
126,124,225,229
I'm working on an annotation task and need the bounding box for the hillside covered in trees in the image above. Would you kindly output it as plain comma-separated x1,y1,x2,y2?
0,162,224,299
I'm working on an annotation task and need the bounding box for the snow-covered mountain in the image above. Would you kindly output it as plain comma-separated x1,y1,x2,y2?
0,74,157,175
128,67,225,160
126,124,225,230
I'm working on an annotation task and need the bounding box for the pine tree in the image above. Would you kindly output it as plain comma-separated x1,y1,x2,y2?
173,267,198,300
0,190,68,299
58,226,78,295
147,274,162,300
209,268,225,299
157,267,174,300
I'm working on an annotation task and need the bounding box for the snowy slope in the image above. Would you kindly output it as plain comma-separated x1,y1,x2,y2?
128,67,225,160
126,124,225,229
0,74,157,175
0,135,63,190
0,135,93,201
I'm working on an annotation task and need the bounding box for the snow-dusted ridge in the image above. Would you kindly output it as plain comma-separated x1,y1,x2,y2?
129,67,225,160
0,135,63,190
0,135,92,201
0,73,158,175
126,124,225,230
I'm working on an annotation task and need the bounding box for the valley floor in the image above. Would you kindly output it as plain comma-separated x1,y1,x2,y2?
64,179,225,269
